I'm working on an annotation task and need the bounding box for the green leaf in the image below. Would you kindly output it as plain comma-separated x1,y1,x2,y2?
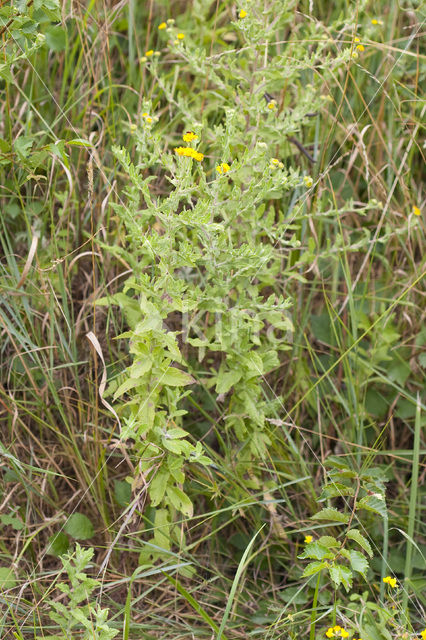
46,532,69,557
64,513,94,540
319,482,355,500
349,550,369,578
318,536,340,548
301,561,328,577
149,470,169,506
166,486,193,517
160,367,194,387
0,514,24,530
114,480,132,507
215,369,242,394
67,138,93,148
298,542,334,561
357,495,387,518
311,507,350,524
329,564,353,591
346,529,373,557
44,24,66,51
0,566,16,589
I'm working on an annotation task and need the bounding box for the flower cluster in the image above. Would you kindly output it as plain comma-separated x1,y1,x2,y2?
183,131,198,143
174,147,204,162
270,158,284,169
383,576,398,588
216,162,230,174
303,176,313,188
142,112,153,124
326,626,350,638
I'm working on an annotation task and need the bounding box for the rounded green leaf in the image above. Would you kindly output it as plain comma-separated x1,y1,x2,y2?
64,513,94,540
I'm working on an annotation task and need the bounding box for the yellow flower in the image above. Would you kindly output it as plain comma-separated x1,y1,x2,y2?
304,535,313,543
371,18,382,25
326,629,335,638
145,49,154,57
174,146,204,161
420,629,426,640
267,100,277,110
183,131,198,143
383,576,398,588
145,117,153,123
341,631,349,638
216,162,230,174
304,176,313,188
177,33,185,39
413,206,421,216
239,9,247,18
333,627,342,633
354,37,360,42
271,158,280,165
351,51,359,59
356,44,365,51
158,22,167,29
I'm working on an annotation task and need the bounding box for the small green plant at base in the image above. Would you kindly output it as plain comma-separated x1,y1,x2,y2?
47,544,118,640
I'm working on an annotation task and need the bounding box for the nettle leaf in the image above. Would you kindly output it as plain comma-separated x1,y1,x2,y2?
301,561,328,578
318,536,340,548
329,564,353,591
64,513,94,540
311,507,350,524
349,550,369,578
319,482,355,500
346,529,373,557
357,495,387,518
298,542,334,561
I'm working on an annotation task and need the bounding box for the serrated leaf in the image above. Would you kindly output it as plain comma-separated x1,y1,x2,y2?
298,542,334,561
349,550,369,578
311,507,350,524
346,529,373,557
319,482,355,500
301,561,328,577
64,513,94,540
357,495,387,518
329,564,353,591
318,536,340,548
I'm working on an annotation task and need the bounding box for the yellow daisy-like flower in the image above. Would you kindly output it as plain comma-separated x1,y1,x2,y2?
270,158,280,165
351,51,359,59
239,9,247,18
356,44,365,51
216,162,230,174
326,629,335,638
304,176,313,188
267,100,277,111
383,576,398,588
145,49,154,57
183,131,198,143
354,37,360,42
333,627,342,633
371,18,382,25
177,32,185,39
174,146,204,162
341,631,349,638
413,205,421,216
304,535,313,543
420,629,426,640
158,22,167,29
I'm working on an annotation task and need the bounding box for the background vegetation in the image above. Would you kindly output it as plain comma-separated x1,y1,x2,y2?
0,0,424,638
